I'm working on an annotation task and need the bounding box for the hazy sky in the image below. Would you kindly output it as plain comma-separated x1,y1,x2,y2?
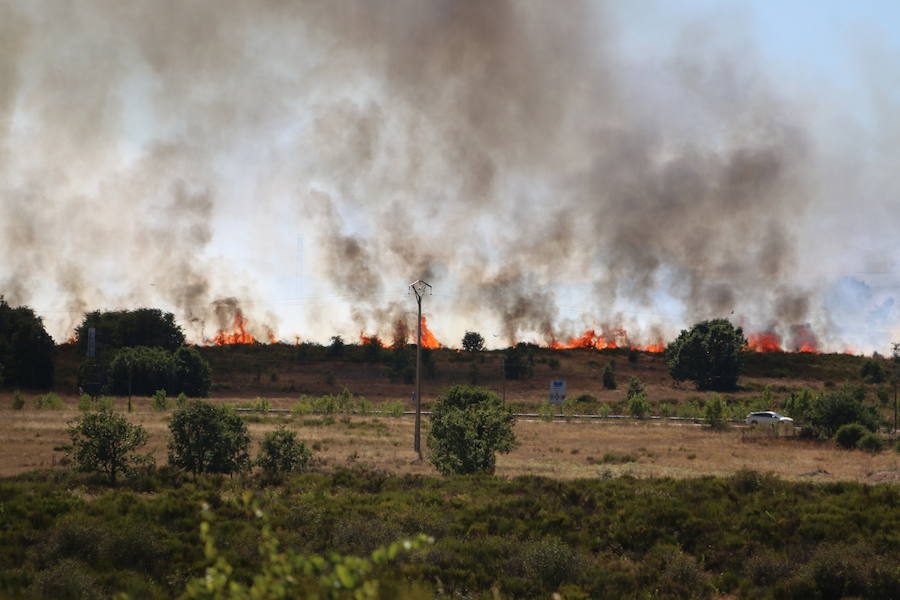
2,1,899,352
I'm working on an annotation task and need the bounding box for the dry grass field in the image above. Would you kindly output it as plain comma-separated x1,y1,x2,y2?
3,394,898,483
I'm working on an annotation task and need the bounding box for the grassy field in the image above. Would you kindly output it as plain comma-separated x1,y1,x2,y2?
2,396,898,482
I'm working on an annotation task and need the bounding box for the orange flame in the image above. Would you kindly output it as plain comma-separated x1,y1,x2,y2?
359,332,384,347
546,328,664,352
419,316,442,349
798,343,819,353
747,332,782,353
211,309,257,345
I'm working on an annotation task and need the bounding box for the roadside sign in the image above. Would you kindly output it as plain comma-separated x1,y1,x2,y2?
549,380,566,404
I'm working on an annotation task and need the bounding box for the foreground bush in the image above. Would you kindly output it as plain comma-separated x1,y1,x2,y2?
168,401,250,476
834,423,868,449
255,428,312,477
427,385,517,475
65,409,150,485
0,469,898,599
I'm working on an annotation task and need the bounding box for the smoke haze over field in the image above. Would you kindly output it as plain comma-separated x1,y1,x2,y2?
1,1,899,352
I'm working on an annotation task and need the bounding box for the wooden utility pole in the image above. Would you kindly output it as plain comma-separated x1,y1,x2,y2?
409,280,431,460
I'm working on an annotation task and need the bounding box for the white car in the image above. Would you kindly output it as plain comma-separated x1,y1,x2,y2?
745,411,794,426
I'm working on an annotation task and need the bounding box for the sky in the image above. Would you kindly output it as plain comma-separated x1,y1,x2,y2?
2,0,900,352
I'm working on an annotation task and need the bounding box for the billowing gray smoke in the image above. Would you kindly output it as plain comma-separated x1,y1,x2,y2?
1,1,897,351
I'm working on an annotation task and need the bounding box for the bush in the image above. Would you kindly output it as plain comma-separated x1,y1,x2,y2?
428,385,517,475
462,331,485,352
860,358,886,383
151,389,169,411
77,394,93,411
666,319,747,390
628,393,650,419
0,297,55,388
602,363,617,390
65,409,151,484
834,423,868,449
503,346,533,380
626,377,644,400
857,432,885,454
11,389,24,409
255,427,313,476
167,401,251,476
810,385,878,438
382,400,405,417
704,394,726,429
35,392,65,410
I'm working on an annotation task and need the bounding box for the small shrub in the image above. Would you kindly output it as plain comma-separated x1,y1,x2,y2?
35,392,65,410
875,386,891,405
77,394,93,411
538,402,556,422
168,401,251,475
856,432,885,453
428,385,517,475
860,358,885,383
834,423,868,449
65,408,151,484
176,392,188,409
382,400,405,417
627,393,649,419
253,397,271,412
626,377,644,400
704,394,726,429
12,390,25,409
255,427,313,476
151,389,168,411
602,363,616,390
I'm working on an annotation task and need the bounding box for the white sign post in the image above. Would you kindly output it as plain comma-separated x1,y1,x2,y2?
549,381,566,415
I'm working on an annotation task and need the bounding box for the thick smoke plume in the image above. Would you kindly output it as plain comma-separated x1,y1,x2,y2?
1,1,898,351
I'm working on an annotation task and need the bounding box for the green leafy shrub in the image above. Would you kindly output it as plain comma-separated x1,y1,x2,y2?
176,392,188,409
382,400,405,417
626,377,645,400
168,401,251,476
253,397,271,412
35,392,65,410
860,358,885,383
255,427,313,477
834,423,868,449
627,393,649,419
704,394,726,429
856,432,885,454
151,389,169,411
11,389,25,409
538,402,556,422
428,385,517,475
183,498,433,599
65,409,151,484
810,385,878,438
77,394,93,411
602,363,616,390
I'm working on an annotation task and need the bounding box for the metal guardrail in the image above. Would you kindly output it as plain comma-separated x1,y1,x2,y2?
234,407,746,424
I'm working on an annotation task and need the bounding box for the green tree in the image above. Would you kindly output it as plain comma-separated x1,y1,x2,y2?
174,345,212,397
74,307,185,355
168,401,251,476
666,319,747,391
255,427,312,478
65,409,150,485
427,385,517,475
461,331,485,352
328,335,345,358
809,384,879,438
107,346,175,396
783,387,816,423
0,297,55,388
